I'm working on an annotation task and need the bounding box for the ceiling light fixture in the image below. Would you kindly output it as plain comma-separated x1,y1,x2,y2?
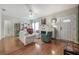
25,4,35,20
29,9,33,18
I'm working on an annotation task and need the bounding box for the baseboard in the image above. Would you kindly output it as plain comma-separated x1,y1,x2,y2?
0,36,15,40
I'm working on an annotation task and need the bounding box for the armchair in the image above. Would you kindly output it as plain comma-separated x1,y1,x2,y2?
41,31,52,42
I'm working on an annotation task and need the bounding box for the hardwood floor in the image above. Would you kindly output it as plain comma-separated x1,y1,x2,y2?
0,36,79,55
9,40,64,55
0,36,24,54
0,39,4,54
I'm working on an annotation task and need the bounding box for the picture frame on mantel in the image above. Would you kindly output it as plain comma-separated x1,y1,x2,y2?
41,18,46,25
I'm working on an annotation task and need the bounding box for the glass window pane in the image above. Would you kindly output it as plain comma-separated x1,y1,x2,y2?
35,22,39,31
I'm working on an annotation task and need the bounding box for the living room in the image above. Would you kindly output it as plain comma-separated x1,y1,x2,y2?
0,4,79,55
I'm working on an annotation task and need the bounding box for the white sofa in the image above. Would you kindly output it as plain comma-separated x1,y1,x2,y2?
19,30,36,45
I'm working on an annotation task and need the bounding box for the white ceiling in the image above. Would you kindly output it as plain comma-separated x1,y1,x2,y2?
0,4,78,19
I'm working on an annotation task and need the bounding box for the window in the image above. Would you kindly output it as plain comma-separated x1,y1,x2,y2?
63,19,71,23
51,18,57,28
35,22,39,31
32,22,39,32
32,23,35,31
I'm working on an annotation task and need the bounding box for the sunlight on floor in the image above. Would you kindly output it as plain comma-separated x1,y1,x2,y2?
35,43,41,49
51,50,56,55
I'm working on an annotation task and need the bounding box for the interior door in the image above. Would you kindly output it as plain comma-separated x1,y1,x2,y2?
60,17,71,41
60,15,77,42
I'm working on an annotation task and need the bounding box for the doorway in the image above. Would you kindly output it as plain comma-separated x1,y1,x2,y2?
4,20,10,37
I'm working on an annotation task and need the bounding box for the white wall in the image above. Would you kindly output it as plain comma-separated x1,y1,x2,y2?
1,15,22,38
0,8,5,54
0,8,2,40
0,8,4,39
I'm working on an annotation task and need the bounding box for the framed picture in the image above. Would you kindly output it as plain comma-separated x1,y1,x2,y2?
41,18,46,25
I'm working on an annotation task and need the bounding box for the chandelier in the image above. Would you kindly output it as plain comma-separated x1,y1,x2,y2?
29,9,33,18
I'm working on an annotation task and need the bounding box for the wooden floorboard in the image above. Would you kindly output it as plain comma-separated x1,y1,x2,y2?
0,36,79,55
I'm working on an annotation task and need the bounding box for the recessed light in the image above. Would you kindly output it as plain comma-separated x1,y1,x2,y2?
2,8,6,11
